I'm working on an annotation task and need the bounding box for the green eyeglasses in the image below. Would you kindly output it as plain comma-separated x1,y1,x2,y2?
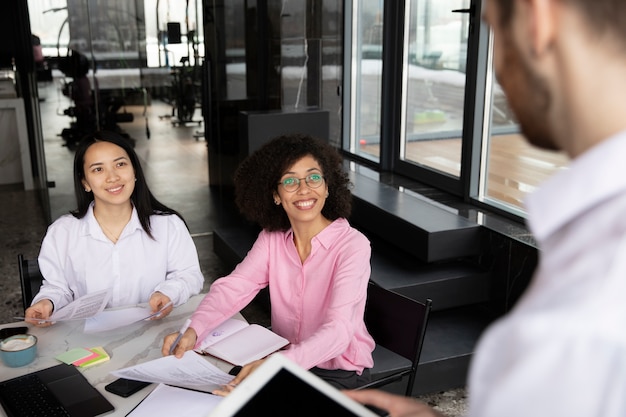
278,173,325,192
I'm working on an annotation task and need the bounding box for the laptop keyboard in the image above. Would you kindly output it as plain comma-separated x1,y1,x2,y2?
0,373,71,417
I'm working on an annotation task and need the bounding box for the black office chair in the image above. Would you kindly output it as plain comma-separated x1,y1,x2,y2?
360,281,432,396
17,254,44,311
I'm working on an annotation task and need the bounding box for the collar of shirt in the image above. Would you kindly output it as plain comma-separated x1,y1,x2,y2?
283,217,349,250
525,130,626,243
81,202,143,241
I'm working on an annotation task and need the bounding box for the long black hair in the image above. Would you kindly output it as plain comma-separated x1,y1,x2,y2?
71,130,187,238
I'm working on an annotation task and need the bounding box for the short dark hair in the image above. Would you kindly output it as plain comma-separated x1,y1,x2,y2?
234,133,352,231
71,130,186,238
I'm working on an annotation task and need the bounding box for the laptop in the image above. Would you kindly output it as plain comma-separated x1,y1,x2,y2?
0,363,114,417
209,353,383,417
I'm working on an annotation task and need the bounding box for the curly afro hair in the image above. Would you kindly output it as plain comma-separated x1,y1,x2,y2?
234,133,352,231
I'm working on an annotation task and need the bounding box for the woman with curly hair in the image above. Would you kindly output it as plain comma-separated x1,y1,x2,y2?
163,133,375,391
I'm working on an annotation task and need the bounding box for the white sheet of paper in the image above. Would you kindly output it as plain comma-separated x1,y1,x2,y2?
111,351,234,392
83,305,154,333
48,289,112,321
126,383,223,417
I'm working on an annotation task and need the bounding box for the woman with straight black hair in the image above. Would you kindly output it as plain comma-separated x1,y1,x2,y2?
25,131,203,326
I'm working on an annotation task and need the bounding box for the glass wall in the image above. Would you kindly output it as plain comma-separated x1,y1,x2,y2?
29,0,570,217
145,0,204,68
480,75,569,212
204,0,344,188
345,0,384,162
400,0,469,177
28,0,205,134
28,0,203,96
279,1,344,144
26,0,208,220
343,0,570,217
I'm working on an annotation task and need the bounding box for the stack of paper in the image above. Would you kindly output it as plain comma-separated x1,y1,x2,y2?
112,351,233,393
56,346,110,368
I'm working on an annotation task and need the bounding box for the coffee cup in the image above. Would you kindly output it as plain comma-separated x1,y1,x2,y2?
0,334,37,367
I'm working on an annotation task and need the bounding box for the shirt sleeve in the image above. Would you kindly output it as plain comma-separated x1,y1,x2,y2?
152,215,204,306
189,230,271,346
468,322,626,417
32,221,75,310
280,233,372,371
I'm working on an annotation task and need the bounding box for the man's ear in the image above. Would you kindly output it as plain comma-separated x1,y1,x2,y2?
526,0,559,57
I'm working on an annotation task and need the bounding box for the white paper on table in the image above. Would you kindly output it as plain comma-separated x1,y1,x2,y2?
48,289,112,321
83,305,156,333
126,383,223,417
111,350,234,393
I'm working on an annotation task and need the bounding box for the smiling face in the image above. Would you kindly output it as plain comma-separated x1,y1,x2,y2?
274,155,329,230
81,141,136,210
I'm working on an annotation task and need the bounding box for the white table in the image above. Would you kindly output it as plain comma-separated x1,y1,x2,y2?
0,294,244,416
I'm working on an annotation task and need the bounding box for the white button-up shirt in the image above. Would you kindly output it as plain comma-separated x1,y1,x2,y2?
467,132,626,416
32,204,204,310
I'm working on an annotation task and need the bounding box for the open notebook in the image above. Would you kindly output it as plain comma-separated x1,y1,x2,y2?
209,353,381,417
195,317,288,366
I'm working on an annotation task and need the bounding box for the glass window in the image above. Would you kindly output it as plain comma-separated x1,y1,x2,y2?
279,1,344,145
342,0,572,218
345,0,385,162
480,75,569,211
145,0,204,68
400,0,469,177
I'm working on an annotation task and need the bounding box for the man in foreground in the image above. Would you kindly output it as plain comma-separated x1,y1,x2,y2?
346,0,626,415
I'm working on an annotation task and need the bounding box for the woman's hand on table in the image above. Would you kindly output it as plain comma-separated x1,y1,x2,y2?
148,292,173,320
212,358,267,397
24,299,55,327
162,327,198,358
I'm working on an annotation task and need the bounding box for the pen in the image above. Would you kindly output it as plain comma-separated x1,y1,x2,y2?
169,318,192,355
14,316,54,324
145,300,173,320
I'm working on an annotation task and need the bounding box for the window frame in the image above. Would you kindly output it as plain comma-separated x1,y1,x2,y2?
342,0,527,222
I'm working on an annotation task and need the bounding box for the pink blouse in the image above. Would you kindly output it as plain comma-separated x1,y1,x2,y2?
190,218,375,373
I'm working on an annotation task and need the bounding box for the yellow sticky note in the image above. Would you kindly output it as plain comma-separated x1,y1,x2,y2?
78,346,110,368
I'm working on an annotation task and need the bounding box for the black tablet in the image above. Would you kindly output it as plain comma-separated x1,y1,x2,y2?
210,353,379,417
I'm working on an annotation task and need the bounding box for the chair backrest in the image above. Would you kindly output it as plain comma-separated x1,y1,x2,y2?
364,281,432,396
17,254,44,310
